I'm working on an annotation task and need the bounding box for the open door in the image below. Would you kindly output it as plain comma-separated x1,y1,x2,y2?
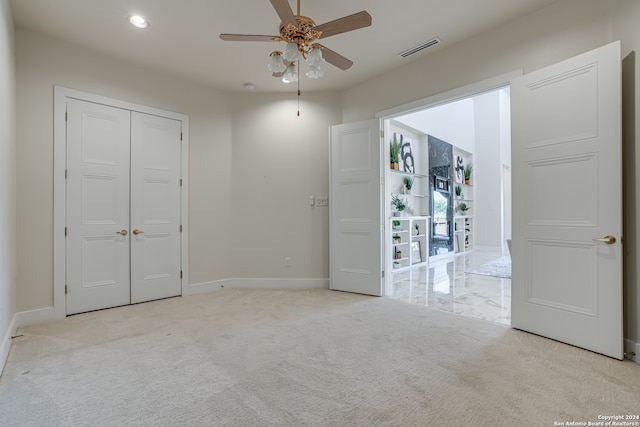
511,41,623,359
329,119,384,296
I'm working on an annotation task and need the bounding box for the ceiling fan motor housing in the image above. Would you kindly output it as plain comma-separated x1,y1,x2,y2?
279,16,323,56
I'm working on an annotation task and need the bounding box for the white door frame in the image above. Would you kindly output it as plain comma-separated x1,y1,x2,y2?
53,86,190,318
376,71,522,121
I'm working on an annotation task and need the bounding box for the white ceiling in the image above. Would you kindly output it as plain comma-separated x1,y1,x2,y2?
10,0,559,93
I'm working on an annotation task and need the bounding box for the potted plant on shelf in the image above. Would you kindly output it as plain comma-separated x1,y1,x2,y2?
390,136,401,170
392,219,401,230
393,234,401,243
391,195,407,216
464,164,473,185
455,185,462,199
456,202,470,215
403,177,414,194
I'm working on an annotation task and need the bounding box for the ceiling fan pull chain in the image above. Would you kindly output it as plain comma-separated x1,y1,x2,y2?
297,68,301,116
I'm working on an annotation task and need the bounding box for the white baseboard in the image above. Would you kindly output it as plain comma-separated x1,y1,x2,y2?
624,339,639,364
224,278,329,290
15,307,56,328
183,278,230,296
185,278,329,295
1,314,17,376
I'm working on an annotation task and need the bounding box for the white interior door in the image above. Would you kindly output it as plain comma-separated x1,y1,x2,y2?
66,99,131,315
329,119,384,296
130,112,182,304
511,41,622,359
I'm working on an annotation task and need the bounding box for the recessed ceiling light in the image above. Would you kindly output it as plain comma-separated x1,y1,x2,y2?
129,15,148,29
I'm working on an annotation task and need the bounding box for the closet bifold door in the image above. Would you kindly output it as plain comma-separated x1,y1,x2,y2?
65,99,132,315
130,112,182,304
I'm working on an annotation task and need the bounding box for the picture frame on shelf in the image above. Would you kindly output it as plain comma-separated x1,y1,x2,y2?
411,241,422,264
395,132,415,174
455,155,464,183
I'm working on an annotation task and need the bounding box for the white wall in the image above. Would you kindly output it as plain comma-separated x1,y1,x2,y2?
395,99,475,153
500,89,512,246
341,0,640,349
0,0,17,367
473,91,503,249
14,28,343,313
230,92,341,280
15,29,235,311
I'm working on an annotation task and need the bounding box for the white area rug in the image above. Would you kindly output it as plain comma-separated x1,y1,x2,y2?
467,255,512,279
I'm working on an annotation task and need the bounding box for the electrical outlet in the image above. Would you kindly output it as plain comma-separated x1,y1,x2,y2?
316,196,328,207
309,196,315,206
284,257,292,267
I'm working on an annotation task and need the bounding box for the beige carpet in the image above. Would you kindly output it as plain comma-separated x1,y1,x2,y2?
1,289,638,426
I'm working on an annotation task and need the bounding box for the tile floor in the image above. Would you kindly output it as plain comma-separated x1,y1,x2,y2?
386,248,511,326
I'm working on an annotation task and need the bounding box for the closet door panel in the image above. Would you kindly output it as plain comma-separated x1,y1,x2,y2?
130,112,182,303
66,99,131,315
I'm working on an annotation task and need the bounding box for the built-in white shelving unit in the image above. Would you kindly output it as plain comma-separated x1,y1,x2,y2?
453,147,473,254
391,216,429,271
386,121,430,276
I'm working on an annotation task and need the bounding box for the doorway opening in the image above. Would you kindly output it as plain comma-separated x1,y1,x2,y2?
382,86,512,326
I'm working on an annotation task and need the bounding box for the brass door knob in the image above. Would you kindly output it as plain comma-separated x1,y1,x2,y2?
592,235,616,244
133,229,144,235
117,229,128,236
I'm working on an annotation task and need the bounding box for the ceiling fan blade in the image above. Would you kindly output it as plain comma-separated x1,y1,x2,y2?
319,45,353,70
220,34,280,42
269,0,298,29
315,11,372,39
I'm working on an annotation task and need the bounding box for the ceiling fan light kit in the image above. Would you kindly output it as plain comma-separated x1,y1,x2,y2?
220,0,372,84
267,51,287,73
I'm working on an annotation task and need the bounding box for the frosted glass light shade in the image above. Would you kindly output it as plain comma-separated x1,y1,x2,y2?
282,63,299,83
282,42,301,62
306,64,323,79
306,47,323,66
267,52,286,73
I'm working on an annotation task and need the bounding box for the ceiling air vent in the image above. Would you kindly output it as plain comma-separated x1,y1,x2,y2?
399,37,441,58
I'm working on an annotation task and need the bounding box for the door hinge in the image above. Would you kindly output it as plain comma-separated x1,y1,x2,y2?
380,130,384,138
179,178,183,187
65,111,68,122
180,132,183,141
380,177,384,185
180,224,182,232
65,169,68,179
180,270,183,278
65,284,68,294
65,227,68,236
382,270,385,278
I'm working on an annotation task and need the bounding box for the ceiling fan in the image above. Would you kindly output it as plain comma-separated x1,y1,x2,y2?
220,0,372,82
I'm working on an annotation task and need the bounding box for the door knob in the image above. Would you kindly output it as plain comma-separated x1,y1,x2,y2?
133,229,144,235
117,229,128,236
592,235,616,244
